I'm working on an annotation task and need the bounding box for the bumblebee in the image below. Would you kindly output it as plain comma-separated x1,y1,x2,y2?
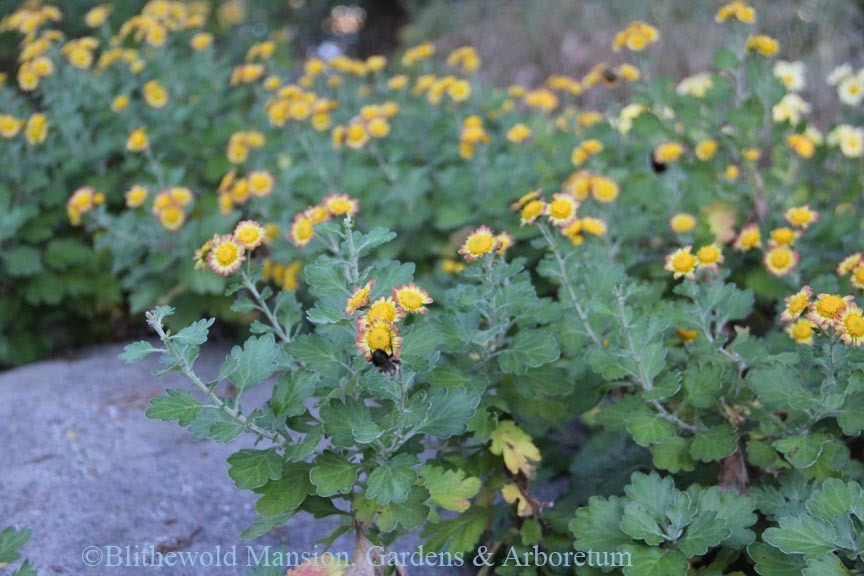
370,349,400,377
650,151,667,174
602,67,619,84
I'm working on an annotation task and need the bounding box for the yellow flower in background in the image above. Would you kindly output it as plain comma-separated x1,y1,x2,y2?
785,205,819,229
653,142,684,164
590,176,619,203
837,253,864,277
612,21,660,52
670,213,697,233
247,170,275,197
734,224,762,252
24,113,48,144
323,194,359,217
143,80,169,108
809,294,851,329
715,1,756,24
125,184,149,208
459,226,500,262
111,95,130,112
786,318,815,345
126,127,149,151
0,115,23,138
85,4,112,27
665,246,698,279
233,220,266,250
677,73,714,98
781,286,813,322
402,42,435,66
787,134,815,158
764,246,798,277
695,139,718,161
506,123,533,144
770,227,798,246
571,139,603,166
546,194,579,226
746,35,779,57
190,32,213,51
446,46,481,74
207,234,245,275
290,212,315,247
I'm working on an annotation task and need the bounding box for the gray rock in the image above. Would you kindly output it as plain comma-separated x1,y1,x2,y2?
0,343,464,575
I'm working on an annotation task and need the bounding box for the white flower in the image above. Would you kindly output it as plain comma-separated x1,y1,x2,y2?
828,124,864,158
676,72,714,98
772,93,811,125
773,60,806,92
838,72,864,106
827,63,853,86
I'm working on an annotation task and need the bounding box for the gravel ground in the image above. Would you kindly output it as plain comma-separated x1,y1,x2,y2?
0,342,455,576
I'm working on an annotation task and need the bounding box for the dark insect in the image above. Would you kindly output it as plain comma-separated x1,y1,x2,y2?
370,349,400,376
650,152,667,174
602,68,619,84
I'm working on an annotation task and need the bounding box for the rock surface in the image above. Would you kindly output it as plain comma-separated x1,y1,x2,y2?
0,343,456,576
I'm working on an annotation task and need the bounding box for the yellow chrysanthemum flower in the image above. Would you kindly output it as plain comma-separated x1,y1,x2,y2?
665,246,697,280
207,234,245,276
459,226,500,262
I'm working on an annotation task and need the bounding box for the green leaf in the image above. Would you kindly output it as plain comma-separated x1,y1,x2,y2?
377,486,430,533
320,399,382,446
420,465,481,512
621,502,667,546
806,479,863,523
497,330,561,374
421,507,490,555
690,423,738,462
0,527,31,564
802,554,851,576
353,227,397,255
188,408,245,443
620,546,689,576
627,413,676,446
304,261,346,296
226,334,281,391
748,542,807,576
283,427,323,462
11,559,37,576
837,392,864,436
570,495,632,552
366,453,418,505
763,516,839,557
413,388,480,439
309,451,358,497
145,389,201,426
172,318,214,346
694,487,756,550
227,448,283,490
254,463,312,516
624,472,677,521
272,371,317,417
651,436,696,473
774,434,832,469
679,512,731,557
119,341,161,364
3,246,42,277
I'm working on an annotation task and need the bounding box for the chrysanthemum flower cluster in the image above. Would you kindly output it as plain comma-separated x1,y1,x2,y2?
458,226,513,262
344,280,433,363
217,168,275,215
780,287,864,347
150,187,195,231
195,219,266,276
289,194,360,248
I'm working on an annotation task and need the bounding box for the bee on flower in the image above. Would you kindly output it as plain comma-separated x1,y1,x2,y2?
652,142,685,172
665,246,698,280
355,318,402,374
